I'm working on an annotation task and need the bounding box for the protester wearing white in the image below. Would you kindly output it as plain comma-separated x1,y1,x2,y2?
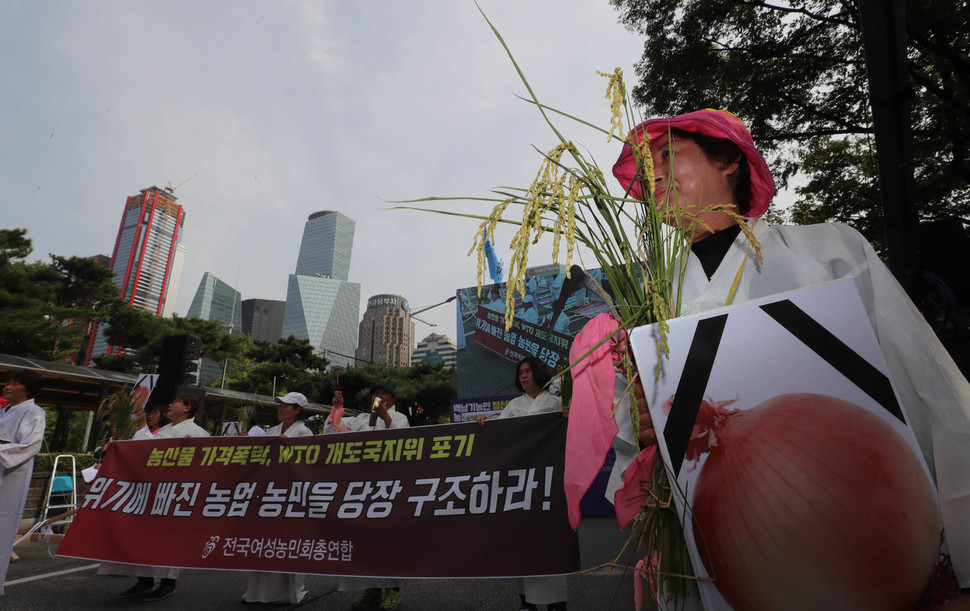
243,391,314,604
128,405,166,442
325,383,407,611
324,385,409,433
97,405,167,578
609,108,970,588
155,416,208,439
478,358,567,611
117,394,208,602
0,372,46,596
677,217,970,582
496,390,562,420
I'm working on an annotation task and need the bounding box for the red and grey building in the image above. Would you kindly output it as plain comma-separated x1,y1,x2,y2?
83,186,186,365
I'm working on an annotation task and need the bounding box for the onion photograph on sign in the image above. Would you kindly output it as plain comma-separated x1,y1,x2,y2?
628,279,943,611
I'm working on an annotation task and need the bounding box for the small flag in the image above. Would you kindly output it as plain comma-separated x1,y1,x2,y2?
483,228,504,285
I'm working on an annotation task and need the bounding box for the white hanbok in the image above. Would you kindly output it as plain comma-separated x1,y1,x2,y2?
497,391,562,420
497,391,568,605
612,218,970,585
97,425,163,578
106,417,209,583
325,406,408,595
155,417,209,439
0,398,45,595
243,418,314,603
324,407,409,433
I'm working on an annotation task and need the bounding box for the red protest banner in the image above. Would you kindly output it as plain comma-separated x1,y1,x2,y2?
57,414,578,578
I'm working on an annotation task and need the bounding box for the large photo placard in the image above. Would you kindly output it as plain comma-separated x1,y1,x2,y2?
456,265,612,402
628,279,943,610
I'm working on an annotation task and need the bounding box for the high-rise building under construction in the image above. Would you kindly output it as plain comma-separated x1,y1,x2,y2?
85,186,186,364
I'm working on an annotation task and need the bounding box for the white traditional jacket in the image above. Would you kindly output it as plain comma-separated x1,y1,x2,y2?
675,218,970,585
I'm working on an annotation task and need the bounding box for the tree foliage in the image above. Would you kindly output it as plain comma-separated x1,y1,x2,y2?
222,335,329,397
0,228,121,361
612,0,970,248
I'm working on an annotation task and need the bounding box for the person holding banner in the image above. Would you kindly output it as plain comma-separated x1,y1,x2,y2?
325,383,407,611
131,404,168,440
477,357,568,611
242,391,314,604
477,357,564,425
0,370,46,596
156,393,209,440
325,382,408,433
265,392,314,438
95,404,170,582
116,393,209,602
599,108,970,593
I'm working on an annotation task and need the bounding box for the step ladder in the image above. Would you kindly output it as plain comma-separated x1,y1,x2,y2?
40,454,77,530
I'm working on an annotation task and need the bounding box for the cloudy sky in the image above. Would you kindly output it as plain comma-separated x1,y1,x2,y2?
1,0,646,339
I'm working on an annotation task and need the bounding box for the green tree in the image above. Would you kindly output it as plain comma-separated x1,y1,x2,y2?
224,336,329,397
94,305,172,373
0,228,121,361
611,0,970,249
95,310,248,378
320,362,456,425
49,253,123,363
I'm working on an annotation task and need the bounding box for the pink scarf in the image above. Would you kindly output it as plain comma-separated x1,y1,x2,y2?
564,313,622,529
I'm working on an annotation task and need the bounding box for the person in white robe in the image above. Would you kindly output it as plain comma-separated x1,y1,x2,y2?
242,391,314,604
478,358,568,611
116,393,209,602
130,403,167,441
97,404,168,577
608,108,970,591
324,383,407,611
0,370,46,596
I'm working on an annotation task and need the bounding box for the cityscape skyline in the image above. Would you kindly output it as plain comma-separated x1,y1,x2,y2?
2,2,651,339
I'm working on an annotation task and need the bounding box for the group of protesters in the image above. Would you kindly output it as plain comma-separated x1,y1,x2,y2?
1,365,569,610
98,381,409,609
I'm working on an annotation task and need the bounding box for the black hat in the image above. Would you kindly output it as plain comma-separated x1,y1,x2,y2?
370,381,396,397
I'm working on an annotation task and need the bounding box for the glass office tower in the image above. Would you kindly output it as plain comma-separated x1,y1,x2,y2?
282,211,361,369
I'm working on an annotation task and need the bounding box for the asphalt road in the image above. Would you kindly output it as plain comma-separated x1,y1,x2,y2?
4,517,639,610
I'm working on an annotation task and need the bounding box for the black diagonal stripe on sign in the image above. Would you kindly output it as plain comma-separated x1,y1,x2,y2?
760,299,903,422
665,314,728,477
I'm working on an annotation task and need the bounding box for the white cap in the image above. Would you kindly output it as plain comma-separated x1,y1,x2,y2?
276,392,308,408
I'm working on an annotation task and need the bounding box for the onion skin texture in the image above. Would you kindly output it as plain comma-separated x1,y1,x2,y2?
690,393,940,611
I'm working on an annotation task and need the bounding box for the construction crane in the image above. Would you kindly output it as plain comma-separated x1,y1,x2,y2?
164,172,197,194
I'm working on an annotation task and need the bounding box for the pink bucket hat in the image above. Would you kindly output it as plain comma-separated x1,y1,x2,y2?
612,109,775,218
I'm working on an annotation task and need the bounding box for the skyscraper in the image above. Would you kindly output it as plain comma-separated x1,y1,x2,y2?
294,210,355,281
242,298,285,343
186,272,241,385
356,294,414,367
187,272,241,334
282,211,360,369
87,186,186,363
411,333,457,368
110,187,186,313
